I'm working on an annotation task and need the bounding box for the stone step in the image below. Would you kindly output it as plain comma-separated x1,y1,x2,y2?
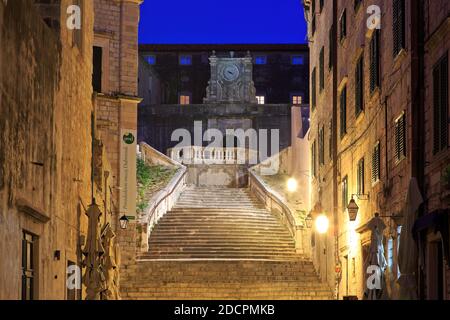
125,187,334,299
149,239,295,246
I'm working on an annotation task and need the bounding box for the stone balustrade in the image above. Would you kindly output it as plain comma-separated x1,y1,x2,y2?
248,169,311,256
168,146,259,165
138,143,187,252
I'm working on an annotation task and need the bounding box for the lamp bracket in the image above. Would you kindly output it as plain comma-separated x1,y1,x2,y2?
351,193,370,201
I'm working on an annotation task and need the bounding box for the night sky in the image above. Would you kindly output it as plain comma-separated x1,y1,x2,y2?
138,0,307,44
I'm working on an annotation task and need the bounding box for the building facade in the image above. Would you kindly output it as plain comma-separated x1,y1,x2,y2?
0,0,142,300
304,0,449,300
138,44,309,105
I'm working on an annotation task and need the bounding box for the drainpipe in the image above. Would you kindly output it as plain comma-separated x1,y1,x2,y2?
331,0,340,300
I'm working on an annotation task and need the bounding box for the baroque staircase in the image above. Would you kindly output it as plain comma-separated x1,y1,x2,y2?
121,186,333,300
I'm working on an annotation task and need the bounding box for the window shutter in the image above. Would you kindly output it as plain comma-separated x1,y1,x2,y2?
395,114,406,161
433,54,449,153
372,143,381,182
312,68,317,110
393,0,405,57
319,126,325,165
312,141,317,178
320,47,324,91
440,56,449,151
329,25,334,69
342,177,348,213
370,30,380,93
358,158,365,195
355,56,364,115
340,86,347,137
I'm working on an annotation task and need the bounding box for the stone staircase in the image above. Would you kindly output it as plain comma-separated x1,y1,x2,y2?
123,186,333,300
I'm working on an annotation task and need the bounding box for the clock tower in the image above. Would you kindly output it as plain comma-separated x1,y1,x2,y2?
204,51,258,104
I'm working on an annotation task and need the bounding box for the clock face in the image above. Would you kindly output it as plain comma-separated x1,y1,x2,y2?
222,64,240,82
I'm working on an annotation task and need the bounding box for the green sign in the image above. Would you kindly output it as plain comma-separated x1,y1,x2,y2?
123,133,135,145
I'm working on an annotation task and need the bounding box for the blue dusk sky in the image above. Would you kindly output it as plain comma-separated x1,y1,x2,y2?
138,0,307,44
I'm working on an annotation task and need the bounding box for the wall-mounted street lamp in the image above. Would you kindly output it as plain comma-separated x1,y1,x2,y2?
346,194,370,221
119,215,129,230
287,178,298,192
305,213,313,228
315,214,330,234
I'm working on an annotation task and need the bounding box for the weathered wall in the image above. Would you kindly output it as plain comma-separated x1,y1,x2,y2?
186,164,249,188
93,0,142,231
306,0,337,294
422,0,450,300
0,0,95,299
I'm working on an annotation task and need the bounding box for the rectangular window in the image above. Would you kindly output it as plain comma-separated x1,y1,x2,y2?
311,68,317,110
291,55,304,65
312,15,316,36
22,232,37,300
393,0,405,57
372,142,381,183
395,113,407,162
340,86,347,137
179,95,190,105
329,121,333,160
340,9,347,42
311,140,317,178
319,0,324,12
66,261,82,300
354,0,362,11
179,55,192,65
319,126,325,166
255,56,267,65
92,46,102,93
433,53,448,154
329,25,334,70
357,157,365,195
292,95,302,105
370,29,381,93
319,47,324,92
145,55,156,65
256,96,265,105
342,176,348,213
355,55,364,115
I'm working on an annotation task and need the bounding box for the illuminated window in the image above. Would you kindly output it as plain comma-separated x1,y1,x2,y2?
256,96,265,104
145,55,156,65
179,95,190,105
292,96,302,105
179,55,192,65
255,56,267,65
292,55,304,65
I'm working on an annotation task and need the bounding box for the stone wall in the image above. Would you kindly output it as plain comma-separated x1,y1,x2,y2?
138,44,310,105
0,0,95,299
305,0,450,300
422,1,449,300
138,103,292,156
93,0,142,230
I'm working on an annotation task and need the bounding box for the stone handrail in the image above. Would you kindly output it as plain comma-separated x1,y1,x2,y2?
138,143,187,252
248,169,308,255
167,146,259,165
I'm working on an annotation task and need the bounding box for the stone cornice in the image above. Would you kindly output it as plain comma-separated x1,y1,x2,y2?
16,198,50,223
